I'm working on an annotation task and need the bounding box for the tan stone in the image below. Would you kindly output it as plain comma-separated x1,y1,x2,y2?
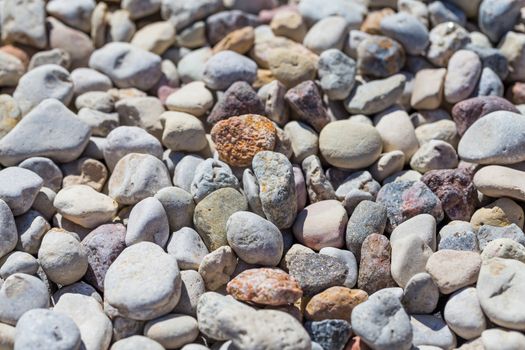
411,68,447,110
270,10,307,42
131,21,176,55
305,287,368,322
62,158,108,192
213,26,255,54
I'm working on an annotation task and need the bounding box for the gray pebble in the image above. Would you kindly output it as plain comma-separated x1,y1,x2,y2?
77,108,119,137
15,209,50,255
70,68,113,96
479,0,522,43
167,227,209,271
0,167,43,216
203,50,257,91
177,47,213,84
0,251,38,279
161,0,222,30
402,272,439,314
477,224,525,250
190,159,240,203
75,91,114,113
411,314,457,349
444,287,486,340
427,22,470,67
111,316,144,343
0,0,47,49
410,140,459,173
302,155,336,203
0,199,17,259
346,200,387,260
318,49,356,100
252,151,296,229
475,67,503,97
336,171,380,201
319,247,358,288
357,35,405,78
173,270,206,317
122,0,161,20
198,246,237,291
428,1,466,27
345,74,406,115
226,211,283,266
380,12,429,55
438,230,480,252
18,157,62,192
126,197,169,248
257,80,289,126
173,155,204,193
155,186,195,232
303,16,349,55
242,169,265,217
111,336,164,350
298,0,366,28
89,42,162,91
15,308,81,350
46,0,95,32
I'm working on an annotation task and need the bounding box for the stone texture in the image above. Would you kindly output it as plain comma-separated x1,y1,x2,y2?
345,74,406,115
305,287,367,322
358,233,397,294
198,246,237,291
426,250,481,294
207,82,265,124
473,166,525,202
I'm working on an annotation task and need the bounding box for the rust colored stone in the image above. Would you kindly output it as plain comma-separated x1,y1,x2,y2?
211,114,277,167
226,268,303,306
213,26,255,54
305,287,368,322
357,233,397,294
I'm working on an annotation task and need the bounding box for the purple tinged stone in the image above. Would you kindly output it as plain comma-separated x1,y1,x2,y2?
285,81,330,133
207,81,265,124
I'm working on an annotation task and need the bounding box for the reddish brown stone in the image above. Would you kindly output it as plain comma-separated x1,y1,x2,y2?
207,81,265,124
357,233,396,294
305,287,368,322
421,168,479,221
346,336,372,350
506,82,525,104
211,114,276,167
0,45,30,67
451,96,519,136
226,268,303,306
285,80,330,132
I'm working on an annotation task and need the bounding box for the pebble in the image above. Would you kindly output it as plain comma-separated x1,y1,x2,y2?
47,17,94,69
144,314,199,349
108,153,172,205
479,0,522,43
369,150,405,182
302,155,336,203
205,10,260,46
410,140,459,173
481,328,525,350
288,253,347,297
318,49,356,100
177,47,212,84
0,0,47,48
0,167,43,216
476,67,503,97
46,0,94,32
345,74,406,115
477,258,525,330
319,247,358,289
155,186,195,232
304,319,352,350
444,287,486,340
213,26,255,54
284,121,318,163
15,308,81,350
351,290,413,350
203,50,257,91
166,81,214,117
89,42,162,91
411,314,457,350
415,119,459,148
391,235,433,288
54,185,117,228
390,214,437,252
0,95,21,139
81,223,126,291
208,82,264,124
76,91,115,113
54,294,112,350
252,151,296,229
38,229,88,285
305,286,367,322
14,209,50,254
111,336,164,350
474,166,525,201
285,81,330,133
162,112,207,152
131,21,176,55
345,200,387,259
411,68,447,109
426,250,481,294
226,268,302,305
375,110,419,160
173,270,206,316
358,233,397,294
0,273,49,325
0,51,24,87
166,227,208,271
427,22,470,68
104,242,181,320
303,16,348,54
0,99,91,166
190,158,240,203
126,197,169,247
258,80,289,126
70,68,112,96
481,238,525,263
226,211,283,266
402,272,439,314
444,50,482,104
499,31,525,82
477,224,525,250
293,200,347,251
357,35,405,78
380,12,429,55
198,246,237,291
61,157,108,192
267,48,316,88
270,10,307,42
0,251,38,279
298,0,366,28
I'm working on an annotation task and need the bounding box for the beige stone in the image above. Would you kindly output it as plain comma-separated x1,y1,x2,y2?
270,10,307,42
161,112,207,152
474,166,525,202
131,21,176,55
411,68,447,110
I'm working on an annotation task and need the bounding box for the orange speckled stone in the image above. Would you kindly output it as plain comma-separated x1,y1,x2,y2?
211,114,277,167
305,286,368,322
226,268,303,306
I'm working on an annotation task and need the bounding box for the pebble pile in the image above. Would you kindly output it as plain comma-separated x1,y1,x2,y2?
1,0,525,349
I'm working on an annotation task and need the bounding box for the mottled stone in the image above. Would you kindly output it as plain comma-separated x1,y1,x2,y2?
380,12,429,55
358,234,397,294
305,287,367,322
267,48,316,88
301,155,336,203
304,319,352,350
318,49,356,100
207,82,265,124
202,50,257,90
346,200,387,260
477,224,525,250
190,159,239,203
481,238,525,263
258,80,289,126
402,272,439,314
357,35,405,78
285,80,330,133
198,246,237,291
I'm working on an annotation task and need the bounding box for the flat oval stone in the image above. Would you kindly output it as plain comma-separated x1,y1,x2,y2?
104,242,181,320
444,50,482,104
477,258,525,330
345,74,406,115
0,99,91,166
474,166,525,201
305,286,367,322
143,313,199,349
402,272,439,314
226,268,302,306
111,336,164,350
155,187,195,232
458,111,525,165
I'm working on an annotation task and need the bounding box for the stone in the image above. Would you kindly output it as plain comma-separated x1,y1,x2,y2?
173,270,206,316
439,230,480,252
70,68,112,96
0,251,38,279
211,114,275,167
203,50,257,91
411,68,447,110
410,140,459,173
81,223,126,292
167,227,208,271
305,287,367,322
345,74,406,115
54,185,117,229
380,12,428,55
374,110,419,161
415,120,459,148
190,159,239,203
15,308,81,350
226,268,302,305
474,166,525,201
198,246,237,291
0,167,42,217
162,112,207,152
114,97,165,139
38,229,88,285
390,214,437,252
270,10,307,42
122,0,161,20
318,49,356,100
144,314,199,349
177,47,213,84
481,238,525,263
0,51,24,87
319,247,358,289
402,272,439,314
357,35,405,79
61,158,108,192
89,42,162,91
411,315,457,350
302,155,336,203
177,21,206,49
0,99,91,166
0,0,47,48
205,10,260,46
76,92,114,113
319,120,382,170
47,17,94,69
358,234,397,294
444,287,486,340
288,253,347,297
267,48,316,88
481,328,525,350
369,150,405,182
479,0,522,43
476,67,503,97
54,294,112,350
444,50,482,104
426,250,481,294
345,200,387,259
303,16,348,54
227,211,283,266
391,236,433,288
108,153,172,205
104,242,181,320
46,0,94,32
0,95,21,139
477,258,525,330
213,26,255,54
193,187,247,251
298,0,365,28
166,81,214,117
284,121,318,163
499,31,525,82
477,224,525,250
207,82,265,124
111,336,164,350
71,108,117,139
293,200,347,251
0,273,49,325
427,22,470,67
257,80,289,126
242,168,265,217
155,187,195,233
14,209,50,254
131,21,176,55
458,111,525,165
126,197,169,247
351,290,413,350
284,81,329,133
252,151,296,229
